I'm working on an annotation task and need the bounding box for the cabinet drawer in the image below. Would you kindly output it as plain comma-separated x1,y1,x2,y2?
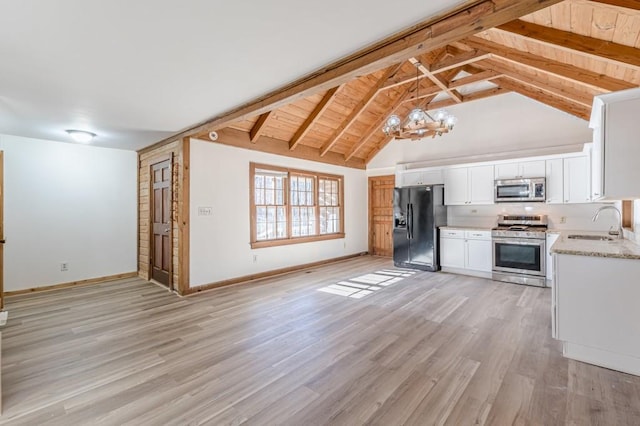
441,229,465,239
465,230,491,240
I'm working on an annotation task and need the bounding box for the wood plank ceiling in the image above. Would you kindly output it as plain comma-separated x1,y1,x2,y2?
186,0,640,169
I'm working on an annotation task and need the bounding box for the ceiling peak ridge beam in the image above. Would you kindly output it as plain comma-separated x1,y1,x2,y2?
461,37,634,92
495,77,591,120
319,64,402,157
249,111,274,143
289,85,342,151
496,19,640,71
409,57,463,103
144,0,564,151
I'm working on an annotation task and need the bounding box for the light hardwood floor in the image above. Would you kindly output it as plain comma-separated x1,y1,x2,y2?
1,256,639,425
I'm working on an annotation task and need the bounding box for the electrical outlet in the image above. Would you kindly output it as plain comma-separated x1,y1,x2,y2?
471,209,478,214
253,255,258,263
560,216,567,224
60,262,69,272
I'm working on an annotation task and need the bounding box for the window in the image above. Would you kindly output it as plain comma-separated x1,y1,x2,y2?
250,163,344,248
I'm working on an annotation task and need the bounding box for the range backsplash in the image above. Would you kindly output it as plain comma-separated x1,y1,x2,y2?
448,202,621,231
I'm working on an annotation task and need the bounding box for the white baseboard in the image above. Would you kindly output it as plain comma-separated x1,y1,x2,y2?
563,341,640,377
441,267,492,279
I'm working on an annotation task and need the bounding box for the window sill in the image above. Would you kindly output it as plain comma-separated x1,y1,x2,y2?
251,233,345,249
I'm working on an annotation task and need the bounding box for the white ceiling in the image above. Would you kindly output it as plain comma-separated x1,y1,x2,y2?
0,0,468,151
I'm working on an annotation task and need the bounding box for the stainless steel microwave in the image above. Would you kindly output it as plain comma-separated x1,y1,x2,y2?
494,178,546,203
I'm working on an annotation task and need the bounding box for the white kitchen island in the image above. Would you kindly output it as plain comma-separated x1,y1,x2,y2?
551,234,640,376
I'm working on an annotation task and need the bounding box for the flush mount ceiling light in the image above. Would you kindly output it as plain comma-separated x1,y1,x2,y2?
66,129,96,143
382,62,458,140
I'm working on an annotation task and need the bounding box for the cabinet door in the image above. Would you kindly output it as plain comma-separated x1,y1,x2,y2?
441,237,465,269
546,233,560,280
520,160,546,178
402,171,423,187
563,156,591,204
545,159,564,204
468,165,495,205
494,163,520,180
443,168,468,205
591,129,604,200
466,239,492,272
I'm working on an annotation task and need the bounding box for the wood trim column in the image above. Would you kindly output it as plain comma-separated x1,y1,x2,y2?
178,137,190,295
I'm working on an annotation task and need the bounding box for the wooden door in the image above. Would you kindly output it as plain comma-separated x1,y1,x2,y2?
0,152,4,309
151,158,172,288
368,175,394,257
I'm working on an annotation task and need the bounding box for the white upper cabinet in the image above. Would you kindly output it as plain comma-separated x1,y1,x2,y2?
468,166,495,204
444,165,494,205
590,88,640,200
545,159,564,204
444,168,470,205
563,155,591,204
398,169,444,187
495,160,545,179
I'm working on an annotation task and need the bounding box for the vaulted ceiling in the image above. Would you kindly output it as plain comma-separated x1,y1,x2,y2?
160,0,640,169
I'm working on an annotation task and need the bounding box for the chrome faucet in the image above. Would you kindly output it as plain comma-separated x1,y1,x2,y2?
592,205,623,239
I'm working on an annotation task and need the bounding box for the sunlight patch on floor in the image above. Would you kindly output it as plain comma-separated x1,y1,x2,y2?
318,269,417,299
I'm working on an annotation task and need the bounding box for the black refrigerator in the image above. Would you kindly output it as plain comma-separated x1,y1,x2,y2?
393,185,447,271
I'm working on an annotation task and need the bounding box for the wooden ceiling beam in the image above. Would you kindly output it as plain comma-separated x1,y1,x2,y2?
462,36,634,92
319,64,402,157
478,59,597,107
495,77,591,120
586,0,640,11
345,85,418,161
289,86,341,151
207,127,365,169
425,86,509,110
249,111,274,143
429,49,491,74
147,0,563,149
448,69,502,88
410,57,463,103
496,19,640,70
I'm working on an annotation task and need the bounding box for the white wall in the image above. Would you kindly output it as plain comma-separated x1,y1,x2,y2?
0,134,137,291
189,139,368,287
368,93,592,170
448,202,620,231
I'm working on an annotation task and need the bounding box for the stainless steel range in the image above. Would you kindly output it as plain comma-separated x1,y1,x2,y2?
492,214,548,287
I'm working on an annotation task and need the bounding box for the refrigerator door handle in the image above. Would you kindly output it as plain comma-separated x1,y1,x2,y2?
409,203,414,239
406,203,411,239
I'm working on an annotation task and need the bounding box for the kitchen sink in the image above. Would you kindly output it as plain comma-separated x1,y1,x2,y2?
567,234,615,241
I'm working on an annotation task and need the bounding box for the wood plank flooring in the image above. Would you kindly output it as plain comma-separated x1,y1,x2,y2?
1,256,639,425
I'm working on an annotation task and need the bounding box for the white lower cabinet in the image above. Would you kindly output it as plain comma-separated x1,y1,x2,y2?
546,233,560,281
440,229,492,276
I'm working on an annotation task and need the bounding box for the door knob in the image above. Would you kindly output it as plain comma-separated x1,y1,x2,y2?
164,227,171,233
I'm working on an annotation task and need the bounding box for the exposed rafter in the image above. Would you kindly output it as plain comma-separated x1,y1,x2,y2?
344,85,418,161
289,86,341,151
448,69,501,88
461,37,634,92
428,49,491,74
319,64,402,157
425,86,510,111
477,59,597,106
496,19,640,70
409,57,463,103
249,112,274,143
495,77,591,120
586,0,640,11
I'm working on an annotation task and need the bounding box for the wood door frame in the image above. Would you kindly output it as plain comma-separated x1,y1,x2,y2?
149,154,174,291
368,174,395,256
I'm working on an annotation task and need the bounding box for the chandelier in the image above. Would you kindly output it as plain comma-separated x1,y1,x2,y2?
382,61,458,140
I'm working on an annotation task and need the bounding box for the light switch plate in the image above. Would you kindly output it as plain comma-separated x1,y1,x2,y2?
198,207,213,216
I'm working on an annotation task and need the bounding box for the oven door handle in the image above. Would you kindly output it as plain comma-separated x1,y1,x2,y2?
492,237,544,246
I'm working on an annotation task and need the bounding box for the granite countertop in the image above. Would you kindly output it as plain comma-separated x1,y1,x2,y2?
440,226,492,231
550,232,640,260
